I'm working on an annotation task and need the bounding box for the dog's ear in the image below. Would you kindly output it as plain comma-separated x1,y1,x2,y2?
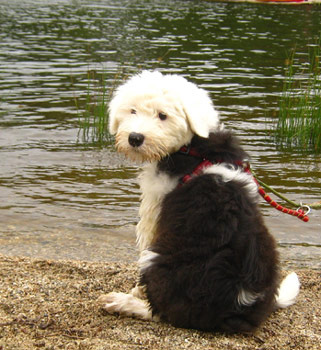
178,82,219,138
108,91,122,134
108,107,118,135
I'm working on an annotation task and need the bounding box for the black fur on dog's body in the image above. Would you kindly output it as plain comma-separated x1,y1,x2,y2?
140,130,280,333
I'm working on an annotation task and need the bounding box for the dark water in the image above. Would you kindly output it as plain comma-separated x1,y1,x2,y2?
0,0,320,268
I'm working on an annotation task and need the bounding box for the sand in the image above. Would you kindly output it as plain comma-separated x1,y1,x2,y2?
0,254,320,350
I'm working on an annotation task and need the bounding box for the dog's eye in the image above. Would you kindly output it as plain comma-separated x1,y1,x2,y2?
158,112,167,121
130,109,137,114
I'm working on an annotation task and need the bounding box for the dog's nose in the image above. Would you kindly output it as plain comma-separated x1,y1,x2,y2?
128,132,145,147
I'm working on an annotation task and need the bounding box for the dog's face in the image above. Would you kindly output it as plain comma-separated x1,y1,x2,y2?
109,71,219,162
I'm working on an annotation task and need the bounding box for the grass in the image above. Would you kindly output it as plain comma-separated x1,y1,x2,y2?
74,70,117,146
275,38,321,153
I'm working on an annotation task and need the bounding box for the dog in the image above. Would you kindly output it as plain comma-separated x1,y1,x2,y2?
98,70,300,333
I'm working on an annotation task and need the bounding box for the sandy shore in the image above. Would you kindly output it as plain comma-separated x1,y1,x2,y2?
0,255,320,350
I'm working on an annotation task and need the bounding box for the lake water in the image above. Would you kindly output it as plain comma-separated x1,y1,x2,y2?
0,0,320,268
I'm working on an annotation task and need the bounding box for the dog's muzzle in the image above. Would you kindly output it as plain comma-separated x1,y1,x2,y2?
128,132,145,147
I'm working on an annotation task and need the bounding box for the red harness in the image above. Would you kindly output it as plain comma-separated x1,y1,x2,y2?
178,146,309,222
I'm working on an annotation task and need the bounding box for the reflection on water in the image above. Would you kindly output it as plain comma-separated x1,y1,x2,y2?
0,0,320,267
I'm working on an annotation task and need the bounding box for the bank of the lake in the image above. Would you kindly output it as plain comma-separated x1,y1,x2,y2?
0,255,320,350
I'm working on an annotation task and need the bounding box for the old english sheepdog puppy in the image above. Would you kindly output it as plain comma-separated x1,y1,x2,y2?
99,70,300,333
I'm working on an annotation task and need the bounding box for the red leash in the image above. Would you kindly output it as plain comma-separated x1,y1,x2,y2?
257,186,309,222
178,146,310,222
242,162,310,222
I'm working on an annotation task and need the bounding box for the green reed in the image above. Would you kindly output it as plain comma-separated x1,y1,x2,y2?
276,40,321,153
75,70,116,145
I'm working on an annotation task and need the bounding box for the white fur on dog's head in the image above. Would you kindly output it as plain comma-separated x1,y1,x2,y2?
109,70,220,162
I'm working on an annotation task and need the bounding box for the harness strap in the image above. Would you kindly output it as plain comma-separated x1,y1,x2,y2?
179,159,213,185
178,146,309,222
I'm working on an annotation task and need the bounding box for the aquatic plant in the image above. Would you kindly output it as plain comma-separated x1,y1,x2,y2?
275,39,321,153
75,70,116,145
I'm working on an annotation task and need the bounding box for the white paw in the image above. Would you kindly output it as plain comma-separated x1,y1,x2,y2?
98,292,128,314
98,291,153,320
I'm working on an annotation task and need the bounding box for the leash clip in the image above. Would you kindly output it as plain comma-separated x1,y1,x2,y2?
242,159,251,172
298,203,311,215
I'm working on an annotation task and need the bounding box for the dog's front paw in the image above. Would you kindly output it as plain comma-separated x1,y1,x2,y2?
98,292,128,314
98,292,153,320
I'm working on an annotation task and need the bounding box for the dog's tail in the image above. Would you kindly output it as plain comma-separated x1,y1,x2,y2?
275,272,300,308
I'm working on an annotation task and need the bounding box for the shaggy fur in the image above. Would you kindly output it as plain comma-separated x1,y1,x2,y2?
140,131,280,333
99,70,300,334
